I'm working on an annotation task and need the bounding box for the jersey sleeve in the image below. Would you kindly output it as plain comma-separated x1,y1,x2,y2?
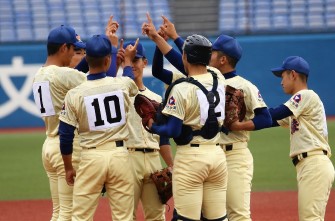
59,91,78,128
284,90,311,118
244,83,267,111
277,117,290,128
58,68,86,91
162,85,185,120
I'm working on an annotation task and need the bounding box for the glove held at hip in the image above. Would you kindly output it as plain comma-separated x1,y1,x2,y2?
151,167,173,204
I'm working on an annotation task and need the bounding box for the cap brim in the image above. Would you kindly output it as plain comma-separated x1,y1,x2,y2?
211,44,221,51
74,41,86,49
271,67,285,77
135,54,145,58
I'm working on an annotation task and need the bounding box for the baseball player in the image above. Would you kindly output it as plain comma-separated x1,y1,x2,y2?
59,35,139,220
267,56,335,221
32,25,87,221
143,16,228,220
151,22,272,219
151,15,273,220
121,40,173,221
209,35,272,221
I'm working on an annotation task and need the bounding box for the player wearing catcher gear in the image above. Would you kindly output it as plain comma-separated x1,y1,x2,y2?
32,25,86,221
122,41,173,221
143,17,228,220
150,16,272,220
268,56,334,221
59,35,138,221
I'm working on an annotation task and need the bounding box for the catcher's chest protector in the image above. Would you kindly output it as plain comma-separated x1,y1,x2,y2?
164,70,221,142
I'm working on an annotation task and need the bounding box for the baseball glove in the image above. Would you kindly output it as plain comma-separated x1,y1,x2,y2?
151,167,173,204
134,94,161,132
224,85,246,130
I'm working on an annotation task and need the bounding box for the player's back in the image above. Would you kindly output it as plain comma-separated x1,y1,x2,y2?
62,76,137,148
164,71,226,145
32,65,86,136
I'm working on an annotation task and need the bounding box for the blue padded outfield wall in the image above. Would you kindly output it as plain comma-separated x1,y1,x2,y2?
0,33,334,129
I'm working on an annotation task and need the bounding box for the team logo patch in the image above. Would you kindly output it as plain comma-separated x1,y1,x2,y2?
60,103,66,115
165,96,176,110
258,91,264,101
290,94,301,108
168,96,176,106
293,94,302,103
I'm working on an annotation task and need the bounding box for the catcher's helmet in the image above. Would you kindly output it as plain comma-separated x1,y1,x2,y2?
182,34,212,66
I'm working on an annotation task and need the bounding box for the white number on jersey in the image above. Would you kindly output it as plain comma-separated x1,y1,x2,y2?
196,84,225,125
84,90,126,131
32,81,56,117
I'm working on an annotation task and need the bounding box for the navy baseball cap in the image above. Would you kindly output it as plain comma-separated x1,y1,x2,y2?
47,25,82,48
124,41,146,58
271,56,310,77
74,34,86,49
85,34,112,58
212,34,242,61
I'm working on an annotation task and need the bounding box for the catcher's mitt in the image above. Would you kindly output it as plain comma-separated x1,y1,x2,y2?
224,85,246,130
151,167,173,204
134,94,161,132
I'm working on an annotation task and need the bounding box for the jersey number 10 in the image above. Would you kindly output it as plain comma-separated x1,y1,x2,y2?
84,90,126,131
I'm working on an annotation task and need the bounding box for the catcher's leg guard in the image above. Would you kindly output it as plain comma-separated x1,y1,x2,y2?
171,208,198,221
201,214,228,221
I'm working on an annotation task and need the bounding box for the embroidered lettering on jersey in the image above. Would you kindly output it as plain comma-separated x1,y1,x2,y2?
291,119,300,134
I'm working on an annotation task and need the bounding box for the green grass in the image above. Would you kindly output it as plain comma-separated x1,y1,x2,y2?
0,132,50,200
1,121,334,200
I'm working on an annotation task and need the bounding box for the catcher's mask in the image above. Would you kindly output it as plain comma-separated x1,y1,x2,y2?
182,34,212,66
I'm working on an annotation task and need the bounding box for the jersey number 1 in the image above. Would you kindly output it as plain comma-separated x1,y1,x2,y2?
37,86,46,114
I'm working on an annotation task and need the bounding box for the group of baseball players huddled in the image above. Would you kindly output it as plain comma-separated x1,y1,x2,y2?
32,12,334,221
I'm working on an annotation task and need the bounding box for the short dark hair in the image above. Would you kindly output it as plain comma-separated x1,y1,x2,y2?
86,55,109,68
47,43,72,56
215,50,238,68
297,71,308,83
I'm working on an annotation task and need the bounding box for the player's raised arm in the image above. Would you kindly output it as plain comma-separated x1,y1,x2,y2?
160,15,184,53
158,15,185,74
105,15,119,48
142,13,172,55
160,15,179,41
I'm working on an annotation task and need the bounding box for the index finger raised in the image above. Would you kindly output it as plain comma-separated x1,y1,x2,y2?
119,38,124,49
161,15,170,24
146,12,153,24
133,38,139,49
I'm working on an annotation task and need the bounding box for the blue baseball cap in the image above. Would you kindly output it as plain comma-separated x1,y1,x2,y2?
85,34,112,58
124,41,146,58
212,34,242,61
271,56,310,77
74,34,86,49
47,25,82,48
